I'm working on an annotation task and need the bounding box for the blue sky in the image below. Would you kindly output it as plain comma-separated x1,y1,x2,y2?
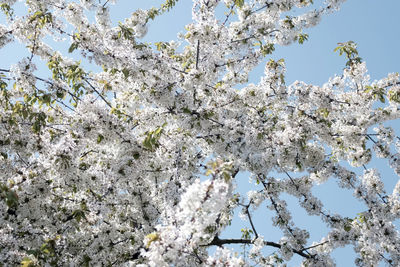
1,0,400,266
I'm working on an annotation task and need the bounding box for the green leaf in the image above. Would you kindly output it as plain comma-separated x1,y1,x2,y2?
147,7,159,21
388,89,400,103
297,33,309,44
344,225,351,232
182,107,192,114
68,42,79,53
142,124,166,151
133,152,140,159
72,209,86,223
5,190,18,208
222,171,231,182
0,3,14,18
81,255,91,267
334,41,362,66
260,43,275,56
20,257,35,267
122,68,130,79
97,134,104,144
145,232,159,248
161,0,178,12
235,0,244,8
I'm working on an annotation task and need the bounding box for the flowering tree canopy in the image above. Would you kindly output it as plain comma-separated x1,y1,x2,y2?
0,0,400,266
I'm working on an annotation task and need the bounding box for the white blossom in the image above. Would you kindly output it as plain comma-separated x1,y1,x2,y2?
0,0,399,266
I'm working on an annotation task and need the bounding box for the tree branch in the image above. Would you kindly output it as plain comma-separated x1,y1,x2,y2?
245,204,258,238
84,79,112,108
205,236,312,259
196,40,200,70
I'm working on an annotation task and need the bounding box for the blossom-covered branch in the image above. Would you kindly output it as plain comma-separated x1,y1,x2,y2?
0,0,399,266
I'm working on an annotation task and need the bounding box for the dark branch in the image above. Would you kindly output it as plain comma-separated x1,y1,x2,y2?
245,204,258,238
84,79,112,108
205,236,312,259
196,40,200,70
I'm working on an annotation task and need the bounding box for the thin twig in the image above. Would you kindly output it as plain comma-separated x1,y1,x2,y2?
196,40,200,70
223,3,235,25
245,204,258,238
302,241,329,251
84,79,112,108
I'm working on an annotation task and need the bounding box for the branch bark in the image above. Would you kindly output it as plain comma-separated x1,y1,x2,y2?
205,236,312,259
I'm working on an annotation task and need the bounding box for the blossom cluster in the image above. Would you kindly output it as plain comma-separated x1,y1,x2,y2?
0,0,399,266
